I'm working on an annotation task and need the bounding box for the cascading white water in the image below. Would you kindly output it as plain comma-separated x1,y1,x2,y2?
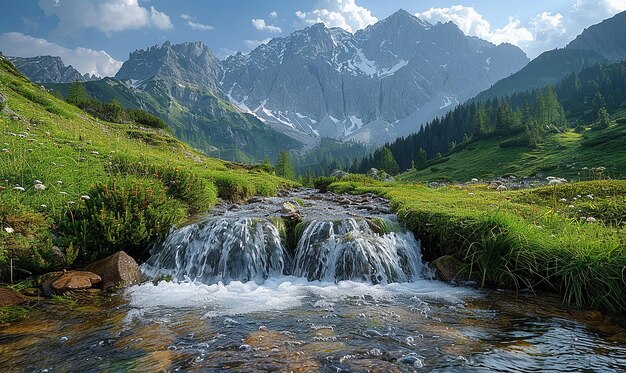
292,218,425,283
142,217,286,284
142,213,427,285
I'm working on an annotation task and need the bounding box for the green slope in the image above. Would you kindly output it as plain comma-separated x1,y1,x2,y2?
399,111,626,182
0,57,293,278
46,78,301,163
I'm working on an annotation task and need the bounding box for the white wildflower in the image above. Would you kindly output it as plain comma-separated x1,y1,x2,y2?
40,204,47,209
80,195,90,200
34,180,42,184
91,151,99,155
559,198,567,203
60,191,68,195
496,185,508,191
1,148,8,153
471,178,479,183
587,194,594,200
34,183,46,191
586,217,597,222
4,227,14,233
568,205,575,208
57,180,63,184
13,186,25,192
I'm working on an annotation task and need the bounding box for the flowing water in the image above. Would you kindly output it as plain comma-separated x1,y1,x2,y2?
2,191,626,372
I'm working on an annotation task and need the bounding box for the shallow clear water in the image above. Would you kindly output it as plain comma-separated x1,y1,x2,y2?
2,191,625,372
2,281,626,372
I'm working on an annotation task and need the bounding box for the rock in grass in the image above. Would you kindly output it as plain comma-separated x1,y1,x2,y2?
0,287,28,307
51,271,101,293
84,251,141,290
431,255,465,282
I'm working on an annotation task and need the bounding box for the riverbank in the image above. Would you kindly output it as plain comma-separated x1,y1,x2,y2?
329,178,626,313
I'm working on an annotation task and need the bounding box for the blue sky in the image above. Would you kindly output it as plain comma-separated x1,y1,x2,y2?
0,0,624,77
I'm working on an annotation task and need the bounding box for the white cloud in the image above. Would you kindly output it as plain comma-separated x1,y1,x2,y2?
187,21,213,31
530,12,566,42
269,11,278,19
416,5,491,38
0,32,122,77
488,17,534,46
243,38,272,49
38,0,173,34
180,13,213,31
251,19,282,33
295,0,377,33
415,6,532,47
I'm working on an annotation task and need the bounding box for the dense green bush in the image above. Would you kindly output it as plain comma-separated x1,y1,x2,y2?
313,176,338,192
106,154,215,213
213,174,256,202
127,109,167,129
63,177,186,262
0,199,62,279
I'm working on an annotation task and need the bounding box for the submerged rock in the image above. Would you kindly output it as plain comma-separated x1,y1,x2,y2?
432,255,465,282
85,251,141,290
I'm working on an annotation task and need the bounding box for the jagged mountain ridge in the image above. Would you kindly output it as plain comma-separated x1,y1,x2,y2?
7,55,97,83
221,9,529,145
567,11,626,62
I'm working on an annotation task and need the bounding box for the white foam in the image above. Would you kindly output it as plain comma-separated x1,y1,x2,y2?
126,276,474,318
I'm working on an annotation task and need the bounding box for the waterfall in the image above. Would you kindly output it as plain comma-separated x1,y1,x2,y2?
143,213,426,285
142,217,286,284
292,218,425,283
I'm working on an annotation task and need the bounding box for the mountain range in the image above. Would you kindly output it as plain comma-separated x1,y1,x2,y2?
476,10,626,101
7,55,98,83
5,9,531,161
221,10,528,144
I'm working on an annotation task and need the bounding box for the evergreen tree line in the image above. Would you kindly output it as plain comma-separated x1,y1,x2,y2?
290,138,369,178
66,81,167,129
356,60,626,174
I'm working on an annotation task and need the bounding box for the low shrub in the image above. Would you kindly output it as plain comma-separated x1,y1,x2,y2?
313,176,338,193
61,177,186,262
499,135,530,148
0,199,60,279
213,174,256,202
106,154,215,213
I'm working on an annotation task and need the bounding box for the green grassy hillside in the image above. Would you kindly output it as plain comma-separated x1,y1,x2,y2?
0,57,293,278
399,110,626,182
46,78,302,163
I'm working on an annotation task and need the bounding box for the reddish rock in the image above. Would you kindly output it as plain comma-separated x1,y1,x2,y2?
84,251,141,290
51,271,101,293
0,287,28,307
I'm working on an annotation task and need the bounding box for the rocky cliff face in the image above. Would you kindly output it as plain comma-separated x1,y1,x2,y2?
221,10,529,145
567,10,626,62
113,41,301,162
8,56,97,83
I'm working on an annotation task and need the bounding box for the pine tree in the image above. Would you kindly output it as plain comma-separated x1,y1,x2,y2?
275,151,295,180
67,81,89,105
378,147,400,175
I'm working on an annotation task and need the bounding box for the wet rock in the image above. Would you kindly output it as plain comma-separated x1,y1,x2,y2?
84,251,141,290
37,271,65,296
0,287,28,307
432,255,465,282
51,246,66,262
281,202,298,214
51,271,101,293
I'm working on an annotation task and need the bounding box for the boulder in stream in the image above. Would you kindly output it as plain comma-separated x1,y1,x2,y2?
85,251,141,290
51,271,101,294
431,255,466,282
